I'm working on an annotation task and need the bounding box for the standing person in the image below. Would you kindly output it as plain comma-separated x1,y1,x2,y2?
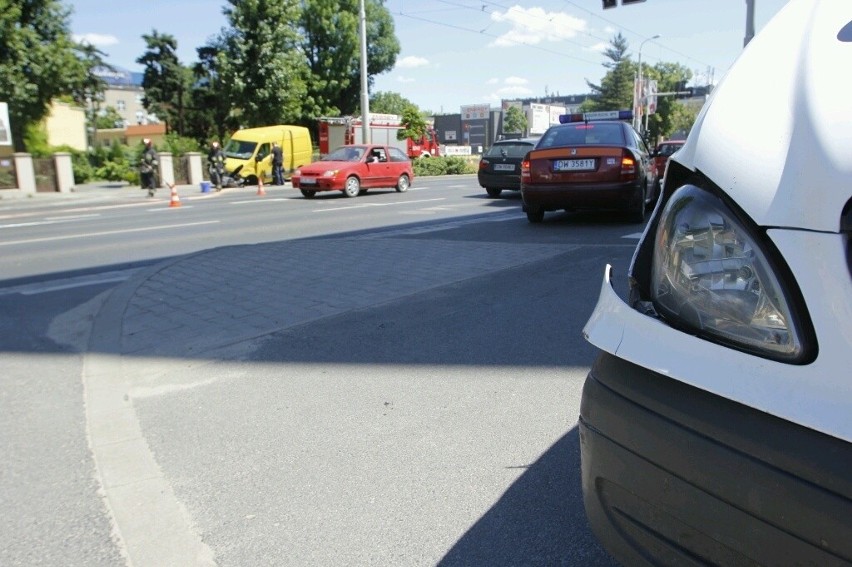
139,138,158,197
208,141,226,191
271,141,284,186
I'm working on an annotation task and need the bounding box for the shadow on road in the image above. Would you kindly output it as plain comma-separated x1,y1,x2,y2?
439,428,618,567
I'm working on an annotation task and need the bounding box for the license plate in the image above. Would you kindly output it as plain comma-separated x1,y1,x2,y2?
553,159,595,172
300,177,316,185
493,164,515,172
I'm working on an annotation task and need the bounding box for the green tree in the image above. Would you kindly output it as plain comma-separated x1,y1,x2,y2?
504,106,527,134
299,0,400,118
397,105,427,142
217,0,308,127
73,43,112,148
95,106,125,129
0,0,91,151
370,91,416,116
186,40,236,144
137,31,191,135
643,62,693,142
583,32,635,113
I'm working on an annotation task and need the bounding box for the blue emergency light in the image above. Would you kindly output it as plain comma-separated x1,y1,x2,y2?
559,110,633,124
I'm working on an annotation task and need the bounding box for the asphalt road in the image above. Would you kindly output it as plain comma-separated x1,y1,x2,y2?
0,178,640,566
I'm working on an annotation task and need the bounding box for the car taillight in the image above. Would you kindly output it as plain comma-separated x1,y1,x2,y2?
620,151,636,180
479,160,488,170
521,158,530,182
650,184,813,362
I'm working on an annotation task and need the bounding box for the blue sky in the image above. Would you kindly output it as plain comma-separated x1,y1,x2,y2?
67,0,790,114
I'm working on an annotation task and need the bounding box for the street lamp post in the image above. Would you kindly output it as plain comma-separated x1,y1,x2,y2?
634,34,660,131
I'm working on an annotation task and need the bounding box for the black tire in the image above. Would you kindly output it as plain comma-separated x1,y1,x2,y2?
395,174,410,193
343,176,360,198
526,207,545,223
629,190,647,224
300,189,316,199
486,187,502,198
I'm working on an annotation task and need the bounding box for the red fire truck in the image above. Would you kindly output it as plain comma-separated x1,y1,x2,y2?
318,114,441,159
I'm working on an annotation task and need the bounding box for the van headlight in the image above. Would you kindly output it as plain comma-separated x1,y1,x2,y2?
651,185,812,362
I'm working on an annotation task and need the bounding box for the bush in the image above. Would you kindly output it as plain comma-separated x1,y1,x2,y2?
412,156,477,177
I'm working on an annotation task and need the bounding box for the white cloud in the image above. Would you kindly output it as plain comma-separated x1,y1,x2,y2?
396,76,416,83
587,42,609,53
74,33,119,47
489,6,586,48
396,56,429,69
503,76,529,86
495,85,534,98
482,77,533,102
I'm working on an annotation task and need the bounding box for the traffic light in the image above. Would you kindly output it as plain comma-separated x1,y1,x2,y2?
603,0,646,8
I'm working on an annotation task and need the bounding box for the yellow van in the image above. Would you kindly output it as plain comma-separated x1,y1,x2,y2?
223,125,313,184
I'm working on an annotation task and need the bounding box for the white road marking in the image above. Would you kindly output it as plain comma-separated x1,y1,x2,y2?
314,197,445,212
0,216,98,229
0,268,145,296
0,220,220,246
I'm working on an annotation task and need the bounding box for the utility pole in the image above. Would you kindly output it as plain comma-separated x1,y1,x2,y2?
634,34,660,132
359,0,370,144
744,0,756,47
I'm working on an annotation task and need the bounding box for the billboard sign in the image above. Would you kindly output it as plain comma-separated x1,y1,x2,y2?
461,104,489,120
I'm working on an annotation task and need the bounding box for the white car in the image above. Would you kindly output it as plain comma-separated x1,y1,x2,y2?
580,1,852,565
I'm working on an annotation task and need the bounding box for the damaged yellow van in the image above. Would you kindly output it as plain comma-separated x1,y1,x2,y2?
223,125,313,184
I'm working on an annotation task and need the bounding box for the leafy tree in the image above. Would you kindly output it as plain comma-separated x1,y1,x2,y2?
504,106,527,134
643,62,693,142
397,105,427,141
187,40,236,144
299,0,400,118
72,43,113,147
137,31,191,135
370,91,417,116
95,106,125,129
0,0,91,151
583,32,635,113
580,33,700,141
217,0,309,127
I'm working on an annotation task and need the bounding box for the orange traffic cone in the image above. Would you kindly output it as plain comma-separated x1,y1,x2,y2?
256,176,266,196
168,183,181,208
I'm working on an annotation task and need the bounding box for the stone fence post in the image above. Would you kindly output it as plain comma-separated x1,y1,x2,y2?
53,152,75,193
186,152,203,186
157,152,174,187
13,153,36,194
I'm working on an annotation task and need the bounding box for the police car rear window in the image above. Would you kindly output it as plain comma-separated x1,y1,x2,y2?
539,123,625,148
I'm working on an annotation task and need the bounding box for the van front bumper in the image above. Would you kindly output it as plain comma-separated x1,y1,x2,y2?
580,351,852,566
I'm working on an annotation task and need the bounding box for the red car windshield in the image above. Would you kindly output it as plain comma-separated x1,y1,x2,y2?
324,147,365,162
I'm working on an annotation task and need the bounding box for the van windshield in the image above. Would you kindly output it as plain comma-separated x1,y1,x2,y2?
224,140,257,160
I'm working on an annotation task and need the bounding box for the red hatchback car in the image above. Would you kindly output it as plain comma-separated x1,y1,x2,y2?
292,144,414,198
651,139,685,192
520,111,656,223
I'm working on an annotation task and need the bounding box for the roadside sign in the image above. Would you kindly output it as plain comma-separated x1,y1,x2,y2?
0,102,11,146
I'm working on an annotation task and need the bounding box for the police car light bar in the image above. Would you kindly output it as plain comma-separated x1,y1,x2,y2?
559,110,633,124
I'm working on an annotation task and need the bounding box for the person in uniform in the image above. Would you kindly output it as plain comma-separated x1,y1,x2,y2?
139,138,158,197
271,141,284,186
208,141,226,191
